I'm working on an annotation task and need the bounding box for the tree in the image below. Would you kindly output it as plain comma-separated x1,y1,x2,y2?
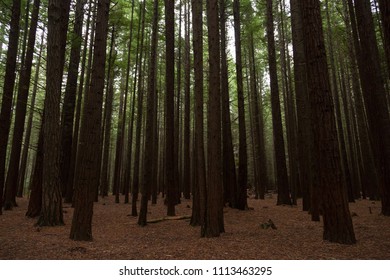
70,0,110,240
3,0,40,209
352,0,390,216
202,0,224,237
38,0,71,226
266,0,291,206
138,0,159,226
0,0,21,215
299,0,356,244
190,0,206,227
165,0,176,217
233,0,248,210
220,0,238,207
59,0,86,197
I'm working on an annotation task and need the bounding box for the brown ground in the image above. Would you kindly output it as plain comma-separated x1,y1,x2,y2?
1,195,389,259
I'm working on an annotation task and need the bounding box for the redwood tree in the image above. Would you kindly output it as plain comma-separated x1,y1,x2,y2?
70,0,110,240
299,0,356,244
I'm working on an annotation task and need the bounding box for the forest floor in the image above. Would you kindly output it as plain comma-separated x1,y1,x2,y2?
1,194,390,259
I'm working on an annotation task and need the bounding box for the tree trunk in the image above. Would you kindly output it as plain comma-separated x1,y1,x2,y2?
190,0,206,228
266,0,291,206
59,0,86,197
0,0,21,215
64,0,94,203
17,32,44,197
70,0,110,240
131,0,146,217
38,0,71,226
220,0,238,207
299,0,356,244
233,0,248,210
4,0,40,206
202,0,224,237
165,0,176,217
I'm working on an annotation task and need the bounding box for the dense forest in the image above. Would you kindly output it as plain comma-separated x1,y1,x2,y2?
0,0,389,248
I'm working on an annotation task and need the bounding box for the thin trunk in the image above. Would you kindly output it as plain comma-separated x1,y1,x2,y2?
190,0,206,227
233,0,248,210
4,0,40,205
165,0,176,217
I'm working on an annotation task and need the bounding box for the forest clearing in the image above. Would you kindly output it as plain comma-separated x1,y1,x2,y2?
1,195,389,260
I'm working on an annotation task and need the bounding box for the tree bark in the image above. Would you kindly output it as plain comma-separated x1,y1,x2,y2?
4,0,40,207
70,0,110,240
266,0,291,206
0,0,21,215
299,0,356,244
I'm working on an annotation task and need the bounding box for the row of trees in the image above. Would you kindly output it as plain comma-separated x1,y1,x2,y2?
0,0,389,244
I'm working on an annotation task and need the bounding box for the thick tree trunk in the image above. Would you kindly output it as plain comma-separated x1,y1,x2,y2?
202,0,224,237
38,0,71,226
299,0,356,244
70,0,110,240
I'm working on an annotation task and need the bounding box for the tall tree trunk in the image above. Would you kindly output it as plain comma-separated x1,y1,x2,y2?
70,0,110,240
38,0,71,226
203,0,224,237
290,0,313,212
378,0,390,77
233,0,248,210
220,0,237,207
131,0,146,217
165,0,176,217
64,0,95,203
299,0,356,244
4,0,40,207
122,0,136,204
59,0,86,197
190,0,206,227
100,26,116,199
17,32,44,197
183,0,191,200
138,0,159,226
266,0,291,206
0,0,21,215
248,31,266,200
353,0,390,214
